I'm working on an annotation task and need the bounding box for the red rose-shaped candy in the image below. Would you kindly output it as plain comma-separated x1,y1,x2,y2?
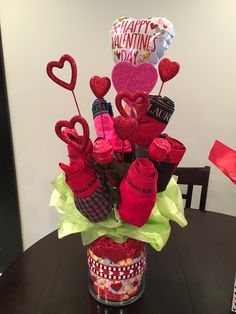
92,138,114,165
148,138,171,161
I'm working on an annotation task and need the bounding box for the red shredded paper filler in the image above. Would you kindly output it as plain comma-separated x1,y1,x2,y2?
208,140,236,184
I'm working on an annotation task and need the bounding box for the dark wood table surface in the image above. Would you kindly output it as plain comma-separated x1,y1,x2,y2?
0,209,236,314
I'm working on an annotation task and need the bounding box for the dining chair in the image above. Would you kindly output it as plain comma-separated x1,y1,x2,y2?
174,166,210,211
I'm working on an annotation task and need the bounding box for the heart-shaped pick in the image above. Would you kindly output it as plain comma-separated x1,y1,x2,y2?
90,76,111,99
113,116,138,140
115,91,149,120
55,115,89,151
46,54,77,91
112,62,158,95
158,58,180,82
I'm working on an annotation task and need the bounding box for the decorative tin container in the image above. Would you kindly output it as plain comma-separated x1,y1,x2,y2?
87,237,146,306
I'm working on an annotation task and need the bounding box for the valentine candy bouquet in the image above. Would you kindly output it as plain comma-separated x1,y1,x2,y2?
48,16,187,306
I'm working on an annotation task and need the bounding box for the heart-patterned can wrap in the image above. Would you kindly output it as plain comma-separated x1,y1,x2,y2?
87,237,146,306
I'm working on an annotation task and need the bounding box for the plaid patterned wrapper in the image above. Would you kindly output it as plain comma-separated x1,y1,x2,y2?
74,182,113,222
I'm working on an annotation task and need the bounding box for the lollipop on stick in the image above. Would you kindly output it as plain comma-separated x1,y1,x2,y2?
90,76,111,100
46,54,81,115
158,58,180,96
89,76,112,139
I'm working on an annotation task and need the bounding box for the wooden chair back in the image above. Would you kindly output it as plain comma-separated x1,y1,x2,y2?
174,166,210,211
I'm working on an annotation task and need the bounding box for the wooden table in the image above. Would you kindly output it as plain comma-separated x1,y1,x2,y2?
0,209,236,314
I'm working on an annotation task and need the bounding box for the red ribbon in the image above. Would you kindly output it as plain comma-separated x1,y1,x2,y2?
88,254,146,280
208,140,236,184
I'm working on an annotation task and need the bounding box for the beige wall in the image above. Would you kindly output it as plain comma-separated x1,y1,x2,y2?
1,0,236,249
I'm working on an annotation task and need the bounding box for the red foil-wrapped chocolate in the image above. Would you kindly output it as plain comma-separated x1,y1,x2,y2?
93,138,114,165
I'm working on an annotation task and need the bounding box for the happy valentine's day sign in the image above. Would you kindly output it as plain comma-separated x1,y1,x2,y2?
111,17,174,65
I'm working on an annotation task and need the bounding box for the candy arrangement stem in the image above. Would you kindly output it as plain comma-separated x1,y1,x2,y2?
72,90,81,115
158,82,164,96
99,99,105,138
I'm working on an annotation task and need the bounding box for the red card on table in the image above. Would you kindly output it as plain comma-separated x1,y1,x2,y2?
208,140,236,184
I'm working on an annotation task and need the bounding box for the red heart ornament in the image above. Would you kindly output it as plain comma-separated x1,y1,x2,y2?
115,91,150,120
114,91,149,140
90,76,111,99
113,116,138,140
158,58,180,83
111,282,122,292
46,54,77,91
55,115,89,151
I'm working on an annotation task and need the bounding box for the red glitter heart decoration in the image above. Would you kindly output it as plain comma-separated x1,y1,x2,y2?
90,76,111,99
158,58,180,83
46,54,77,91
113,116,138,140
114,91,149,140
116,91,150,121
55,115,89,151
116,91,149,118
111,283,122,292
